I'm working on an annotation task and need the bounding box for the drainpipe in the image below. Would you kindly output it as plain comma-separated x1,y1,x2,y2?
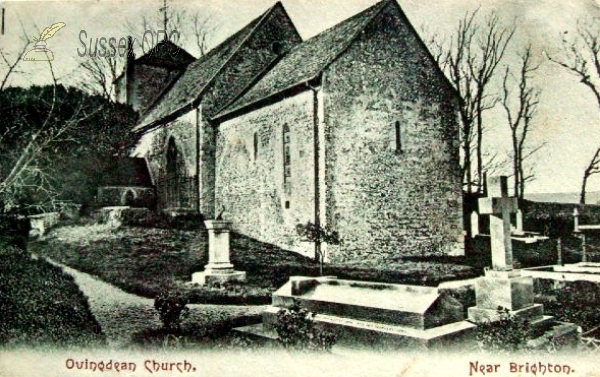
196,106,202,214
307,79,323,270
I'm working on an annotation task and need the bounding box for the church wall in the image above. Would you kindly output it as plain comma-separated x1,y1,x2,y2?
216,91,316,256
323,5,464,263
134,110,199,212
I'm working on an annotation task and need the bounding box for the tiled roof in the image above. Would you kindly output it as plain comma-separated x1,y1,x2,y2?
134,4,277,132
135,40,196,68
217,0,390,118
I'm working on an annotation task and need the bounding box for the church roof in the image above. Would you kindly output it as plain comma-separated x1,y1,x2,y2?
135,40,196,68
216,0,391,119
134,2,285,133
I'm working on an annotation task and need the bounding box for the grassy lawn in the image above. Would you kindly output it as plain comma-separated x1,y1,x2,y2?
30,221,479,305
0,244,105,348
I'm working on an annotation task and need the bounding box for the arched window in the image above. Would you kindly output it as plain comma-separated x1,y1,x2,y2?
166,137,182,209
283,124,291,184
394,120,403,154
253,132,259,160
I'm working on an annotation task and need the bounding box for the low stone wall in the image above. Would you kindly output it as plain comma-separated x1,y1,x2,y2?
97,186,155,209
28,212,60,237
97,207,151,228
466,236,560,268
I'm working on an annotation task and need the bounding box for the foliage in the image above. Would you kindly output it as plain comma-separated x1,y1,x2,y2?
296,221,342,275
154,290,190,331
536,280,600,332
274,300,337,352
296,222,341,245
0,244,105,347
0,215,31,250
476,307,531,353
0,85,138,214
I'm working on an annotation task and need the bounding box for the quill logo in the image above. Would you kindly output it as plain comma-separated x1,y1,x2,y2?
23,22,66,61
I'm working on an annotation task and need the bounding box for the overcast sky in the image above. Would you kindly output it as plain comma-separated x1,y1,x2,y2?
1,0,600,195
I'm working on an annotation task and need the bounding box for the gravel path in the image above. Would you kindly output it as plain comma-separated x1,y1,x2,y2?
50,260,266,348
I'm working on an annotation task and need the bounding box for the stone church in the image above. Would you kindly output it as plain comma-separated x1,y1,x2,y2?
122,0,464,263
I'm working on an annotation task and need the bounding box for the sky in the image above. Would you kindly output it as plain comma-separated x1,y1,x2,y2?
1,0,600,195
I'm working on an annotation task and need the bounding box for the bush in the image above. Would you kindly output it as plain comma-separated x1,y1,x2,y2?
154,290,189,331
536,279,600,331
476,307,531,353
274,300,337,352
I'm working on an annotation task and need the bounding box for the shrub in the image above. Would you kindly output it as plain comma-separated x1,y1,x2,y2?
154,290,189,331
476,307,531,353
536,280,600,331
274,300,337,352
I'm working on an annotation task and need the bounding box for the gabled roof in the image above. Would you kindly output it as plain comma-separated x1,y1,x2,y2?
134,2,289,133
135,40,196,68
216,0,390,119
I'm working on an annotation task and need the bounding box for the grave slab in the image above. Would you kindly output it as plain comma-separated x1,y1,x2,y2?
257,276,477,348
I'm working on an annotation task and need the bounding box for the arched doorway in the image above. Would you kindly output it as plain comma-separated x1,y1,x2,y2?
165,137,183,209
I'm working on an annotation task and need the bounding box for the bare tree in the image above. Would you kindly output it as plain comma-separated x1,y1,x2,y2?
548,18,600,204
124,1,216,58
0,23,32,91
191,12,216,57
79,54,121,102
501,46,542,199
429,10,515,194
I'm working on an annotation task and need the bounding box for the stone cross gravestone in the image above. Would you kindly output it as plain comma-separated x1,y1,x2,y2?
468,175,546,322
467,178,579,347
478,176,518,271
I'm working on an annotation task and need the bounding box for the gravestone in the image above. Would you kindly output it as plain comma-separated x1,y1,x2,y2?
468,176,546,322
514,209,524,236
241,276,476,348
470,211,480,237
191,220,246,286
468,176,578,348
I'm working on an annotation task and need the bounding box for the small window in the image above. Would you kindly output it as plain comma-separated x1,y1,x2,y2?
285,201,290,209
283,124,291,183
271,41,283,55
394,120,403,154
253,132,258,160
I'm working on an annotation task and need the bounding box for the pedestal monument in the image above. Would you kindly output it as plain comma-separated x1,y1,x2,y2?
192,220,246,286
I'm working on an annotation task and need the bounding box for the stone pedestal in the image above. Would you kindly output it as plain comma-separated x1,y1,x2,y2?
468,269,546,323
191,220,246,286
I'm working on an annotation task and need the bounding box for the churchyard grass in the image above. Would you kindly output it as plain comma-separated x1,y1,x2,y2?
0,243,105,348
30,220,479,305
